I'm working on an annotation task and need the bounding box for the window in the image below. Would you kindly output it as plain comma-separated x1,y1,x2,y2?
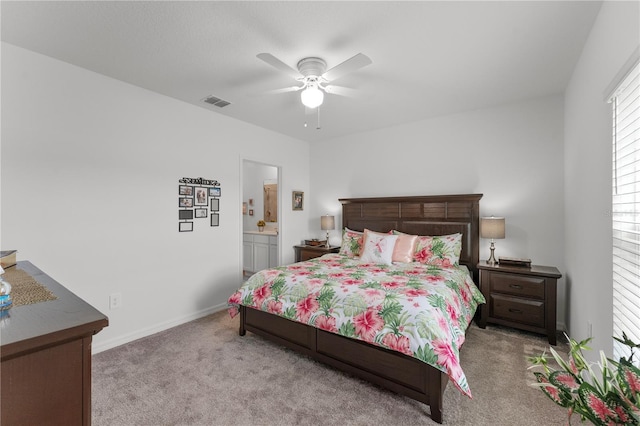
611,59,640,363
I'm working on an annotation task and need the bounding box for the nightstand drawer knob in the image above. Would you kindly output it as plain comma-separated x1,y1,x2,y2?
509,284,523,289
508,308,523,314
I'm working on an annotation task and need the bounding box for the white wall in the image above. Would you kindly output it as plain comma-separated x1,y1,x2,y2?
1,43,310,352
310,96,567,327
564,1,639,358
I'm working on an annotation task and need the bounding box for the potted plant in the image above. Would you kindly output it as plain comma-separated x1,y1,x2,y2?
257,220,265,232
528,332,640,425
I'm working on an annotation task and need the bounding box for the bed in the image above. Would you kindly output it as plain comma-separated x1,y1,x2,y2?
229,194,484,423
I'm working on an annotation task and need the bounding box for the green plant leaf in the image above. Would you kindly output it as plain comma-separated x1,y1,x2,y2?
578,382,618,426
549,370,581,393
534,372,573,408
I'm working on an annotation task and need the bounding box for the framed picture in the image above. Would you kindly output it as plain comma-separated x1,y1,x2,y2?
194,187,208,206
242,202,247,215
292,191,304,210
211,198,220,212
179,221,193,232
209,187,221,197
195,208,207,218
210,213,219,227
179,185,193,196
179,197,193,208
179,209,194,220
249,209,254,216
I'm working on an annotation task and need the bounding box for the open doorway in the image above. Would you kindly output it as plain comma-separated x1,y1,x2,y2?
242,160,280,278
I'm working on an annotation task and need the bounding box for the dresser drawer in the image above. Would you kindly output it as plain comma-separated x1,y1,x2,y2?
490,294,544,327
490,272,545,299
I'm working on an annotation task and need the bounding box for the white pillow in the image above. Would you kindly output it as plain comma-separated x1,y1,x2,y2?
359,232,398,265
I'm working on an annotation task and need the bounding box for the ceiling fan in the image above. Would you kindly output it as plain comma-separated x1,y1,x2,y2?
257,52,372,109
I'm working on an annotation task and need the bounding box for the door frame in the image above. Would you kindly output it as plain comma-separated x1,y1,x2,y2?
240,158,281,278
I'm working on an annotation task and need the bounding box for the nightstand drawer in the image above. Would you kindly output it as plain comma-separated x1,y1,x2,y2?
294,245,340,262
490,294,544,327
490,272,545,299
299,248,322,261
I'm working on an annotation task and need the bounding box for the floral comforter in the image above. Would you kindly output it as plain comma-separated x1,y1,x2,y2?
228,253,486,397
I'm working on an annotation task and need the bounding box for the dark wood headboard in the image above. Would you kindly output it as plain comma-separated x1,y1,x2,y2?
340,194,483,282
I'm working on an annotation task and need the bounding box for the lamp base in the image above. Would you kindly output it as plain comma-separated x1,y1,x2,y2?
486,241,498,266
325,231,330,248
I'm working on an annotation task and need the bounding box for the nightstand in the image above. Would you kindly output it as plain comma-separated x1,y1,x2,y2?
477,262,562,345
294,245,340,262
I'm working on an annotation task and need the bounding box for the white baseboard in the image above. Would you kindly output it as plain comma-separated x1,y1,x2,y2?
557,321,567,333
92,303,228,354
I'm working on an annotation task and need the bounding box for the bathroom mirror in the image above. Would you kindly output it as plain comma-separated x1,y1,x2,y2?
264,182,277,222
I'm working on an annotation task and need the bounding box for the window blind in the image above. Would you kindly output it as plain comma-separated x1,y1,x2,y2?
611,60,640,364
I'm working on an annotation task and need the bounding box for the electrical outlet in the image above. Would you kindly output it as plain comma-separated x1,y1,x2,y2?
110,292,122,310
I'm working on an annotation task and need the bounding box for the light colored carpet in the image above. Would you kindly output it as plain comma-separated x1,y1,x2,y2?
92,310,569,425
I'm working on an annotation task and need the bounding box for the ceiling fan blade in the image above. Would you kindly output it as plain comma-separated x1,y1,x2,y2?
257,53,302,80
324,85,357,97
322,53,372,82
264,86,304,95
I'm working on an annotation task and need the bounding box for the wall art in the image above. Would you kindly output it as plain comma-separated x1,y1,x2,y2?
179,222,193,232
178,177,221,232
179,210,194,220
194,187,208,206
292,191,304,211
179,185,193,196
179,197,193,208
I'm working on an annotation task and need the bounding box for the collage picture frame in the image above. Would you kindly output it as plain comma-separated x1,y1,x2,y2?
178,179,221,231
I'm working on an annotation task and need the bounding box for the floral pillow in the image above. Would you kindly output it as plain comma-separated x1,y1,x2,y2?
414,233,463,266
339,228,364,258
359,231,398,265
392,231,463,266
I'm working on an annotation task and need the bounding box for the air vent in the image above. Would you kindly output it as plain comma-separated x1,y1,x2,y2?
203,95,231,108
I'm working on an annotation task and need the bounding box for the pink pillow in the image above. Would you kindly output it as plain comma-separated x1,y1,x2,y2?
392,233,418,263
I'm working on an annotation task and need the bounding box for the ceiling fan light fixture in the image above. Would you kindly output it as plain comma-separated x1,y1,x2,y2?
301,84,324,108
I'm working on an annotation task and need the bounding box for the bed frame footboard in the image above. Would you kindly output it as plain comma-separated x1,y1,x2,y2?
239,305,447,423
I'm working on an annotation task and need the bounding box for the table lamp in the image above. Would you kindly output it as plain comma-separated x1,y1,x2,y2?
480,216,505,266
321,215,335,248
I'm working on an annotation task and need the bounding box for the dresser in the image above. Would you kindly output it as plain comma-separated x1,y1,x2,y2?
477,262,561,345
1,261,109,425
294,245,340,262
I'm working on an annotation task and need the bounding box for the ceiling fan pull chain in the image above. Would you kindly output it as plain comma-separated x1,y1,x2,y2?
316,107,321,130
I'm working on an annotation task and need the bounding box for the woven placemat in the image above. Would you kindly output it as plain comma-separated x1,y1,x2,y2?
2,267,57,306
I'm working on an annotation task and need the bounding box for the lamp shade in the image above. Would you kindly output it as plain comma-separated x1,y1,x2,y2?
320,215,335,231
480,217,505,239
301,85,324,108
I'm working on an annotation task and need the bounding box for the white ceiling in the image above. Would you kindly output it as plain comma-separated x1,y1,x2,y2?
1,1,602,143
